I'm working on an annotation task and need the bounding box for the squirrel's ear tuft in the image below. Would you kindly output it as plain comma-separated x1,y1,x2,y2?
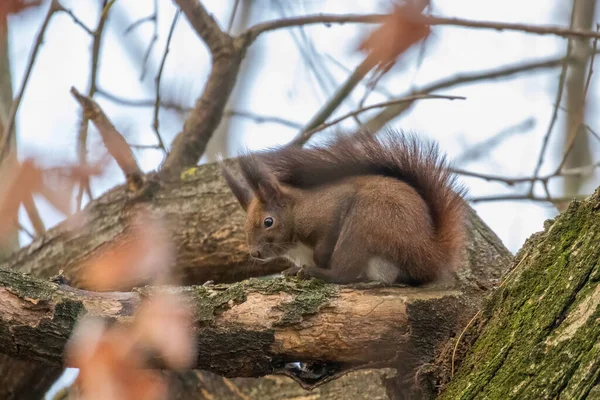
238,155,283,205
219,159,253,211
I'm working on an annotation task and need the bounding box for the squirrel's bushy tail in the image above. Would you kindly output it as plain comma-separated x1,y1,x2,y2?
253,128,468,270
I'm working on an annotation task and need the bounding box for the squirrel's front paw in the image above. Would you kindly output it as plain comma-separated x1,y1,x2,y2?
296,265,310,280
282,266,301,277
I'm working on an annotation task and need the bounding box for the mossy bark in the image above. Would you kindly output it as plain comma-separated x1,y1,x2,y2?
439,188,600,399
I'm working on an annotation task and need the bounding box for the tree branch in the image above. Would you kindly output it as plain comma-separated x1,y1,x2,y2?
0,268,481,388
70,87,144,190
161,0,242,174
0,0,60,164
293,94,465,146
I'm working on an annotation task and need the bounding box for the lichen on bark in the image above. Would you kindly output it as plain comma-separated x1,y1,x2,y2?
440,189,600,400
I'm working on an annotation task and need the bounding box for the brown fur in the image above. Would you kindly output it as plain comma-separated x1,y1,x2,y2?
219,128,467,285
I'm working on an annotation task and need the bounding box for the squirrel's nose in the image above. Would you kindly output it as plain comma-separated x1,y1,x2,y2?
250,250,261,258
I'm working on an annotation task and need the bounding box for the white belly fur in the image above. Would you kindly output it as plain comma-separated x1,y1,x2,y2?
366,257,399,284
284,243,315,267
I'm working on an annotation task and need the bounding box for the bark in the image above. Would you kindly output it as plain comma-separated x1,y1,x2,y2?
439,187,600,399
0,268,482,383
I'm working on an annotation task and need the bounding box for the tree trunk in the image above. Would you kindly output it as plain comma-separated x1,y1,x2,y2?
439,187,600,399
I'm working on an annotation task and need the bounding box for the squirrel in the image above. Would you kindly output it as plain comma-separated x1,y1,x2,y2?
219,128,467,285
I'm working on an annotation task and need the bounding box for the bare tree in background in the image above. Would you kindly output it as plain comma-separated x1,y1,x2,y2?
0,1,599,399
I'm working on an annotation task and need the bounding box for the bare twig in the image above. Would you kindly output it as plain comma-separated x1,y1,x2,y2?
57,3,94,35
17,222,35,240
243,14,384,43
0,0,60,164
71,87,144,191
140,0,159,80
96,88,188,112
455,118,535,165
125,14,154,34
293,94,465,146
554,28,599,173
76,0,110,210
97,90,302,129
469,194,585,204
153,10,180,154
364,54,583,131
300,57,376,136
225,110,302,129
227,0,241,33
422,14,600,40
529,7,576,195
453,161,600,186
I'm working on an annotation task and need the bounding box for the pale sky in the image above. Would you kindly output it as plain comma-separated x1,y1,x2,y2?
4,0,598,397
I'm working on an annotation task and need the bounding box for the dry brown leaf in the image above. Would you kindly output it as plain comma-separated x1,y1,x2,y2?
358,4,430,72
0,158,107,240
134,292,197,369
79,210,174,291
0,159,44,240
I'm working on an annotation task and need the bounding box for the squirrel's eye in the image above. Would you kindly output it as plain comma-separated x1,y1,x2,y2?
263,217,274,228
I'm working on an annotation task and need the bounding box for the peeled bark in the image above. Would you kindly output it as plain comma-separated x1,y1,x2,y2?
440,188,600,399
0,269,475,382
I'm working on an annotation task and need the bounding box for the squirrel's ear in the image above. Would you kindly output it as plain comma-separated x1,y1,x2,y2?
219,159,253,211
238,155,283,205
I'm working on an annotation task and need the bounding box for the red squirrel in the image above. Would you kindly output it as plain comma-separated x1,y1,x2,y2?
219,129,467,285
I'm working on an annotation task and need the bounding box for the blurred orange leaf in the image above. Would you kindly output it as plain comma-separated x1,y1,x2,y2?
358,4,430,71
134,292,197,369
0,158,106,241
67,318,167,400
79,210,174,291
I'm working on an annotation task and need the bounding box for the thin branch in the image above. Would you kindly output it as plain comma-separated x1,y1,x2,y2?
293,94,466,146
363,54,584,132
455,118,535,166
153,10,180,154
125,14,154,34
242,13,384,43
0,0,60,164
227,0,241,33
70,87,144,191
17,222,35,240
96,88,188,112
97,90,302,129
140,0,158,81
554,29,599,173
57,3,94,35
453,161,600,186
76,0,110,210
224,110,302,129
422,14,600,40
529,7,576,195
300,57,376,137
469,194,585,204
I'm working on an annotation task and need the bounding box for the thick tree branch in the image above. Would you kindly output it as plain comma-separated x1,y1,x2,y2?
161,0,243,174
0,269,483,387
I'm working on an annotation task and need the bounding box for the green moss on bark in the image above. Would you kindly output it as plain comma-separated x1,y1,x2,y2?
440,192,600,400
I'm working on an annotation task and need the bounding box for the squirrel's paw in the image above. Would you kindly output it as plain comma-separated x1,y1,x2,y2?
282,266,301,277
296,265,310,280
